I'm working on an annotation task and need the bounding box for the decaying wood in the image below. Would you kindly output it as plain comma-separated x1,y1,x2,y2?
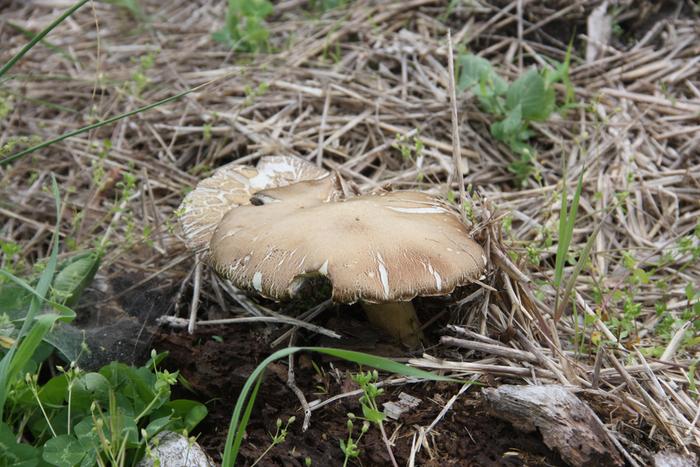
482,384,624,467
653,450,698,467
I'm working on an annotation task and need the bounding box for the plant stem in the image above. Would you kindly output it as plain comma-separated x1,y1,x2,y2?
361,301,423,347
32,386,57,438
0,0,90,78
1,85,201,166
377,420,398,467
250,442,276,467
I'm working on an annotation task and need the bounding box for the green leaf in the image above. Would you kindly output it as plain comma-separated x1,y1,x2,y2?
38,374,69,407
100,363,159,412
0,283,31,315
0,205,77,417
70,373,110,411
491,104,523,142
106,410,139,447
360,405,384,424
51,250,101,307
0,422,42,467
506,69,555,121
457,54,506,95
144,415,172,438
42,435,86,467
73,418,98,451
155,399,208,432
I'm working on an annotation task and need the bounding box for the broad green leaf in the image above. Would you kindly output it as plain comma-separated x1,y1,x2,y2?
144,415,172,438
0,421,42,467
491,104,523,142
154,399,208,432
506,69,555,121
42,435,86,467
51,250,101,307
37,375,69,407
0,283,30,315
73,418,98,451
100,363,158,411
70,373,110,411
457,54,506,94
7,312,74,396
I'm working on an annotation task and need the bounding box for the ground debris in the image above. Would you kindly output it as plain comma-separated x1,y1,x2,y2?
382,391,422,420
482,384,624,467
653,450,698,467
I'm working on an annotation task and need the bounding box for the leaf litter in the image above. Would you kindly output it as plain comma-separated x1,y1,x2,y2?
1,0,699,465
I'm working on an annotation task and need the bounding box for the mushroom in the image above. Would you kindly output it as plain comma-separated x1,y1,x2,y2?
178,155,328,253
208,173,486,347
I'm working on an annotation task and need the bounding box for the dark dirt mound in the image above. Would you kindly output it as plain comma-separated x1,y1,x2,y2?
154,324,565,466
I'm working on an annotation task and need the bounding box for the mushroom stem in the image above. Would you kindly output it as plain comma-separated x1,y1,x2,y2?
360,301,424,347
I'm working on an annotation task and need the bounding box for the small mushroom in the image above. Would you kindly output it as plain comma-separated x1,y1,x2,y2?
209,173,486,346
178,155,327,253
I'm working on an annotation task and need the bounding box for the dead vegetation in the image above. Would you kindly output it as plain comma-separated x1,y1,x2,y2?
1,0,699,465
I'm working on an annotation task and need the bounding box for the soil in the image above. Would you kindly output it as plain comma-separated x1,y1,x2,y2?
153,322,566,466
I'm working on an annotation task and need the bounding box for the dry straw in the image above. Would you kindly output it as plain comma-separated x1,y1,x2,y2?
1,1,698,463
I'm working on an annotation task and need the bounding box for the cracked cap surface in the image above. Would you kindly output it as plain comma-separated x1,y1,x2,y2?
178,155,327,253
210,174,487,304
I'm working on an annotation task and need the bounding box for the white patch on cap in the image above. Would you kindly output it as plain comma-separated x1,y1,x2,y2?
376,253,390,298
428,264,442,289
318,259,329,276
249,160,297,189
252,272,263,292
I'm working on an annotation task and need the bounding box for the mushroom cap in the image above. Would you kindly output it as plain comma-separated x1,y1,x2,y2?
178,156,327,252
210,174,487,304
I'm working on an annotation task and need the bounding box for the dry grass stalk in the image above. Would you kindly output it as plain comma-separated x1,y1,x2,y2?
1,0,698,462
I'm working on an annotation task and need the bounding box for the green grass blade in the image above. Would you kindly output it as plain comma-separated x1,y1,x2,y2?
554,179,570,289
221,346,456,466
232,375,263,457
0,0,89,78
6,21,77,63
0,85,201,166
553,169,584,317
0,177,62,419
554,218,602,321
8,311,74,379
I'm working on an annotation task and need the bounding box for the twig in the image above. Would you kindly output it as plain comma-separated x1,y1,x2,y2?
286,332,312,431
187,256,202,334
157,315,341,339
446,30,466,204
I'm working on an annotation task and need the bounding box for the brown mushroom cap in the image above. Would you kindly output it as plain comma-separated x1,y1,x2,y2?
209,174,487,304
178,156,327,252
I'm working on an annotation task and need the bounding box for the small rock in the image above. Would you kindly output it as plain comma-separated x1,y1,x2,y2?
137,431,214,467
654,450,698,467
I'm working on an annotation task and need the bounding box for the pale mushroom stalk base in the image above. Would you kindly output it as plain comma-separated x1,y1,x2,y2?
361,301,424,347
